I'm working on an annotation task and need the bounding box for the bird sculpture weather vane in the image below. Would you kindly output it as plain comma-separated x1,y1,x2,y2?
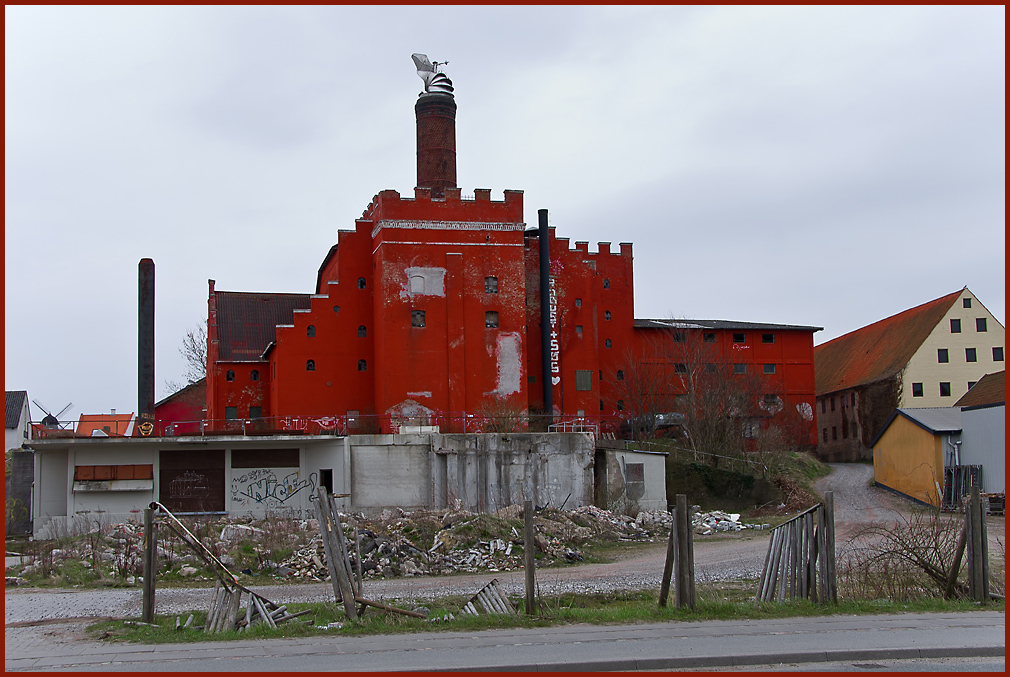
412,53,454,96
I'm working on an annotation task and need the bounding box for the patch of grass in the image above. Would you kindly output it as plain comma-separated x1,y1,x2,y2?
88,587,1003,644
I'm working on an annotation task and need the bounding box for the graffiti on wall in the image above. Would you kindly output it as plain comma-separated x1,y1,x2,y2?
230,468,317,509
169,471,210,499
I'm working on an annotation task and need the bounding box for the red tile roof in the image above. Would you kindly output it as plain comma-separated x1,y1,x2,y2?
76,413,134,437
954,370,1005,408
814,290,962,395
215,291,311,361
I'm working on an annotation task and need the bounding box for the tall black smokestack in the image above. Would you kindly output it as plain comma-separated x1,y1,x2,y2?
138,258,155,436
538,209,552,425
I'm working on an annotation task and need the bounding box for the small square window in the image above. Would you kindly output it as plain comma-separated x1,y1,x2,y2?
704,363,716,373
575,298,582,307
939,382,951,397
703,332,716,343
763,364,776,374
485,311,499,328
965,347,977,362
616,399,624,411
225,406,238,420
604,311,611,321
674,363,687,373
912,382,923,397
963,298,972,308
937,348,949,363
976,317,987,332
994,347,1005,361
411,310,426,327
249,406,261,419
575,370,592,391
528,375,536,384
733,363,746,374
950,319,961,333
762,333,775,344
484,276,498,294
733,333,746,343
575,325,583,336
358,325,367,337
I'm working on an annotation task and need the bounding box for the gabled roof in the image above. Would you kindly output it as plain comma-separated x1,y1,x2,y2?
871,406,962,447
814,289,962,395
954,371,1005,409
635,319,822,332
76,413,134,437
155,378,206,409
215,291,311,361
5,391,28,429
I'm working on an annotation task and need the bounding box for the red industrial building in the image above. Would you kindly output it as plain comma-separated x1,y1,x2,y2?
190,59,820,446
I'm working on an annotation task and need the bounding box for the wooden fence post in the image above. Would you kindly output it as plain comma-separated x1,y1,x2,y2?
524,500,537,616
316,487,358,620
142,507,156,623
823,491,837,604
674,494,695,609
967,486,989,602
658,503,676,607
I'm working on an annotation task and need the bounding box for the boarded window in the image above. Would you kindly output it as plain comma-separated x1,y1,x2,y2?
74,464,153,481
231,449,299,468
575,370,593,391
485,311,499,328
225,406,238,419
411,310,426,327
763,364,776,374
734,364,747,374
249,406,261,419
159,449,225,514
625,462,645,500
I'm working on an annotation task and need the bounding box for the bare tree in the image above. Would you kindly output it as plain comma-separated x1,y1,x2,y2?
606,339,677,440
164,322,207,394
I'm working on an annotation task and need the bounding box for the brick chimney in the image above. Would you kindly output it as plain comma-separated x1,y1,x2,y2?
415,93,457,197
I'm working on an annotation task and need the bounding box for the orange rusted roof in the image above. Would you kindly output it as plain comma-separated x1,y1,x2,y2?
954,370,1005,408
76,413,134,437
814,290,962,395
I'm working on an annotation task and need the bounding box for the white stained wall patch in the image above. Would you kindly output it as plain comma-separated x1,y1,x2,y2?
406,391,433,399
491,332,522,397
401,267,446,299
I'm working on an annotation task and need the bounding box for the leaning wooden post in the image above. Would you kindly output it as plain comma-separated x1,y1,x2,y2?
823,491,837,604
658,504,676,607
316,487,358,620
524,500,537,616
142,506,156,623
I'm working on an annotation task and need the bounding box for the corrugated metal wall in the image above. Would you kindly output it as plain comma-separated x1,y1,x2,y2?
960,404,1005,493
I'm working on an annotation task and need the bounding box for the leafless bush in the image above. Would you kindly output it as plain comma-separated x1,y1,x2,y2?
838,508,967,601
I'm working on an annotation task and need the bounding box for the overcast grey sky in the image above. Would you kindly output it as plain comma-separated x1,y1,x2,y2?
5,5,1005,421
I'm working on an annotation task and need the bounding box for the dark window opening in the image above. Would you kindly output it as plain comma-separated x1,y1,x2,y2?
226,370,235,382
358,325,367,337
320,469,333,494
963,298,972,308
976,317,987,332
249,406,261,419
617,399,624,411
357,277,366,289
831,397,836,411
575,325,583,336
306,359,315,371
604,310,611,321
821,399,826,413
762,333,775,343
832,426,837,441
485,311,499,328
733,333,746,343
333,305,340,313
704,363,716,373
602,278,610,289
250,370,259,381
225,406,238,420
616,369,624,381
674,363,687,373
411,310,426,327
938,348,949,363
851,393,856,406
307,325,316,337
939,382,951,397
605,339,612,349
912,382,924,397
763,364,776,374
575,370,592,391
822,428,828,442
485,276,498,294
968,381,977,390
358,359,367,371
704,332,716,343
528,375,536,384
950,318,961,333
966,347,977,362
574,298,582,307
994,347,1005,361
673,332,685,342
734,363,746,374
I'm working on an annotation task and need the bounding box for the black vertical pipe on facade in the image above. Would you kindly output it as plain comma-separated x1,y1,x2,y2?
538,209,552,424
138,258,155,422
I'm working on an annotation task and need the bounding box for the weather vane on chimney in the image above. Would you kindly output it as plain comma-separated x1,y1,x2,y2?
412,53,454,97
